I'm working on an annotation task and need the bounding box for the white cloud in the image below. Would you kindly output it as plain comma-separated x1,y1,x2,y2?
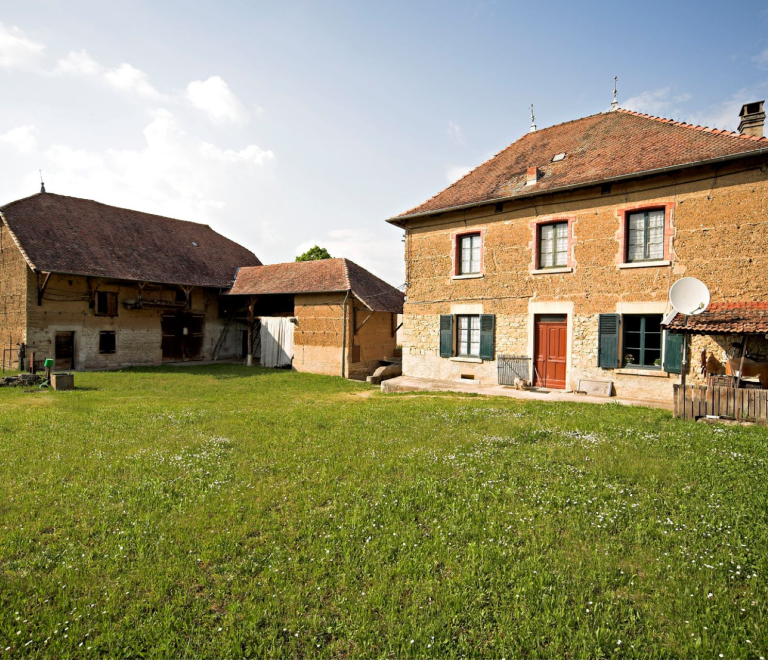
31,109,276,234
53,49,102,76
294,228,403,287
53,50,163,100
0,23,44,69
623,88,679,116
0,125,38,154
446,165,472,183
447,120,466,145
186,76,249,124
104,63,163,99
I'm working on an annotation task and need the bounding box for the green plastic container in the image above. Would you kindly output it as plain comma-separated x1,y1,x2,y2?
44,358,54,368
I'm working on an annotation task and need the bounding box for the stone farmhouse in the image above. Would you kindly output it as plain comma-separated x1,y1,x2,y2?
388,101,768,402
0,192,402,377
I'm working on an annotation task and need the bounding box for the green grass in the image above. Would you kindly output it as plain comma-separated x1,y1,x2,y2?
1,365,767,659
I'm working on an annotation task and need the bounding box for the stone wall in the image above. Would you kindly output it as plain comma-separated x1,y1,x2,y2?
24,273,240,370
0,223,28,358
401,156,768,401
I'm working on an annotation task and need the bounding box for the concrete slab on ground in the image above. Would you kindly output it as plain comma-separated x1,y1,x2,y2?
381,375,673,411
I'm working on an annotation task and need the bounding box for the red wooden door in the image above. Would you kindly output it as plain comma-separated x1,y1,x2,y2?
534,315,567,389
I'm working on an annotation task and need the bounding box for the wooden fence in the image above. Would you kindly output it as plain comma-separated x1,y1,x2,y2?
673,384,768,423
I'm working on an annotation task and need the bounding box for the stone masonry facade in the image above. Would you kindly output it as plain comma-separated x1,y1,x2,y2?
401,156,768,401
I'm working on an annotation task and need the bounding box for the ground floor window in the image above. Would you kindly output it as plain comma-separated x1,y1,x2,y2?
99,330,116,354
439,314,495,360
622,314,662,368
457,315,480,356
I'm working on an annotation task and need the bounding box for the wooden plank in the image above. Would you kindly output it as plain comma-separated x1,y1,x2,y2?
673,385,680,418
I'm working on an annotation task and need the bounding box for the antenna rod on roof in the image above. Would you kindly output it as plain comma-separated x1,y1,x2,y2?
39,170,45,193
529,103,536,133
610,76,618,111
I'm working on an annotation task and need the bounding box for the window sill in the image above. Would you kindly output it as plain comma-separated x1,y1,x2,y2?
618,260,671,270
531,266,573,275
615,368,669,378
452,273,484,280
450,356,483,363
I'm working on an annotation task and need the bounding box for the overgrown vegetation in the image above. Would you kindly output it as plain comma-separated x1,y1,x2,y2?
1,365,766,658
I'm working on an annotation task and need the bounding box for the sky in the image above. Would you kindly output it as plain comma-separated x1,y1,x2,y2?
0,0,767,287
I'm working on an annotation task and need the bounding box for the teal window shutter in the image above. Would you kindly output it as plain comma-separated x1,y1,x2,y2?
479,314,495,360
439,315,453,357
663,331,683,374
597,314,620,368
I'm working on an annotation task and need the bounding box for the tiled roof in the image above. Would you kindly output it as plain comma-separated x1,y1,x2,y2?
392,108,768,221
0,192,260,287
664,302,768,334
227,258,404,314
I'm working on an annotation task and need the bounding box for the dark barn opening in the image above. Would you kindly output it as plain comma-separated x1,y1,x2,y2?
161,311,205,362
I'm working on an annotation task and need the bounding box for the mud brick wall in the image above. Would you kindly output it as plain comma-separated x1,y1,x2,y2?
401,156,768,400
292,293,396,378
348,303,397,380
0,223,28,353
24,273,235,369
292,292,347,376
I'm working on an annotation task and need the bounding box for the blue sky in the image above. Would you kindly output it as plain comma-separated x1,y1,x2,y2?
1,0,767,285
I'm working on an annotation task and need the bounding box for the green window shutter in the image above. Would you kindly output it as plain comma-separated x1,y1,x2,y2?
663,331,683,374
597,313,620,368
479,314,495,360
439,315,453,358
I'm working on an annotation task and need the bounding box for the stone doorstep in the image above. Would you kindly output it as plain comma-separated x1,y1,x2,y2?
381,375,674,411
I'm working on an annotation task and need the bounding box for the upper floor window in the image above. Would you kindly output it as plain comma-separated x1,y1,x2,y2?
538,222,568,268
458,233,481,275
627,209,665,262
95,291,118,317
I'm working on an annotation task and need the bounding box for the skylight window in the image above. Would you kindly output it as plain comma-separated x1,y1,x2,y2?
551,153,566,162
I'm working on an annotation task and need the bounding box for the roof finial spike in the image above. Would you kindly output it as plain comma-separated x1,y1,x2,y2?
610,76,619,111
529,103,537,133
39,169,45,194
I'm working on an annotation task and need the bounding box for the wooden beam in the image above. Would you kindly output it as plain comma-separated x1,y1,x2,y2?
355,308,374,334
37,271,51,306
247,296,256,366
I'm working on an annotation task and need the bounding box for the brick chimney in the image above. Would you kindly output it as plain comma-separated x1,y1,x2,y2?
738,100,765,138
526,166,539,186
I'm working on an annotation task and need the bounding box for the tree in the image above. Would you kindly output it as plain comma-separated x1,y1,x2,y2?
296,245,332,262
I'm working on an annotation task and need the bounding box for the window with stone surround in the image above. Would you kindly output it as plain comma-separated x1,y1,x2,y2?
538,222,568,268
457,315,480,356
458,234,481,275
622,314,662,368
626,209,665,262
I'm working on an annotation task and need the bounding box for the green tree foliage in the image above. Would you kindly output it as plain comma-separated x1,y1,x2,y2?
295,245,332,262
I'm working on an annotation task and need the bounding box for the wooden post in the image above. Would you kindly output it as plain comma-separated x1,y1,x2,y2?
680,333,688,419
735,336,748,390
247,296,256,366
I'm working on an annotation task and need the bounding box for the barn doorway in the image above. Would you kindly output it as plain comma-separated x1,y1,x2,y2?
54,331,75,370
534,314,567,389
161,312,205,362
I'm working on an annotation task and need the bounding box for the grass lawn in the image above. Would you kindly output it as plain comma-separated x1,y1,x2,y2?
1,365,767,658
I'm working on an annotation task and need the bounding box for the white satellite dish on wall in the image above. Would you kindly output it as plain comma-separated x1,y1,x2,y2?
669,277,711,316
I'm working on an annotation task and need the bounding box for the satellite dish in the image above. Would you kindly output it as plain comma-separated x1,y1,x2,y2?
669,277,710,316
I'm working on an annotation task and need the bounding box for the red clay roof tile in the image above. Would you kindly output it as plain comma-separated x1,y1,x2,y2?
226,258,404,314
0,192,260,287
664,302,768,334
393,109,768,221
